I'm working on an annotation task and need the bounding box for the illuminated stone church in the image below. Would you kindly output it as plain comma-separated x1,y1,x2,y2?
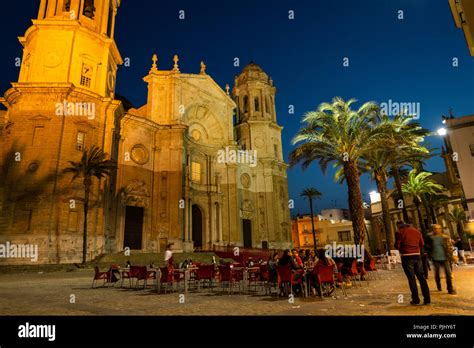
0,0,291,264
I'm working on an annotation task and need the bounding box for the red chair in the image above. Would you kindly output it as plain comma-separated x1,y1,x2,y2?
365,258,380,280
276,265,305,297
196,265,215,291
218,265,241,293
247,267,263,292
136,266,157,289
92,266,109,288
158,266,174,293
311,264,346,298
357,261,369,287
121,266,142,288
260,264,273,295
342,259,361,287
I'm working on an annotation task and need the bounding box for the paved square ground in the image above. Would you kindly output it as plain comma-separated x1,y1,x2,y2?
0,265,472,315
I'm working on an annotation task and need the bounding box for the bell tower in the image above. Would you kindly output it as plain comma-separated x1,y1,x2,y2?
232,62,282,160
232,63,291,249
0,0,124,264
19,0,123,97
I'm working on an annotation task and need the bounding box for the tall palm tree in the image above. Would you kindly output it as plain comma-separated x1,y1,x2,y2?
290,97,382,246
401,170,444,236
362,149,394,249
64,146,116,264
363,143,431,250
381,113,431,222
449,206,467,241
300,187,322,250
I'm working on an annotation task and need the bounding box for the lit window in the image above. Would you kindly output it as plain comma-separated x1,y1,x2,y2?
191,162,201,183
76,131,85,151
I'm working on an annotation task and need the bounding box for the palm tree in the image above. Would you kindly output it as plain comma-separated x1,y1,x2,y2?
63,146,116,264
363,143,432,250
401,170,444,236
362,149,394,249
373,112,431,223
449,206,467,241
300,187,322,250
290,97,382,246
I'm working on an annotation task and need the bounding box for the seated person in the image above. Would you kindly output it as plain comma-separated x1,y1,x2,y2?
308,249,338,296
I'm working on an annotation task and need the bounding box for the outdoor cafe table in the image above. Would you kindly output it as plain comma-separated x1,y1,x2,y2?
118,267,159,288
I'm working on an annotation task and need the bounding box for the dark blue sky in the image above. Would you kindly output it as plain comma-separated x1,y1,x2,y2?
1,0,473,214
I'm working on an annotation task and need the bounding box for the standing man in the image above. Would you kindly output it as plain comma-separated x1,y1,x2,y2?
395,221,431,305
430,224,456,294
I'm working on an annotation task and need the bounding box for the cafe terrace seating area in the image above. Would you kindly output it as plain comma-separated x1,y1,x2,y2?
91,247,393,299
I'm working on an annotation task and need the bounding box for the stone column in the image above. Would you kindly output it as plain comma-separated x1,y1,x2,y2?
188,199,192,242
47,0,58,17
218,203,223,243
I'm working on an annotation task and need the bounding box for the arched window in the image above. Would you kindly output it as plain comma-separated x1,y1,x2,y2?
83,0,95,19
254,97,260,112
265,96,270,114
243,95,249,113
64,0,71,11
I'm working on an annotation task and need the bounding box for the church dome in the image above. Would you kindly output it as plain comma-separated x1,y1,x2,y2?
235,62,272,86
242,62,264,73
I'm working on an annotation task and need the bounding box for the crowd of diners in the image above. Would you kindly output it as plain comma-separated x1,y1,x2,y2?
260,248,373,297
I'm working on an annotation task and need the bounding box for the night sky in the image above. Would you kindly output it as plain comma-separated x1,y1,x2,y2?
1,0,473,214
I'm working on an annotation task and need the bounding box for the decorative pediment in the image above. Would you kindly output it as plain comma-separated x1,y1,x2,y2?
74,120,97,129
28,115,51,122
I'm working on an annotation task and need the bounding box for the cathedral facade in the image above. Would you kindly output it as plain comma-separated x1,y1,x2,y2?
0,0,291,264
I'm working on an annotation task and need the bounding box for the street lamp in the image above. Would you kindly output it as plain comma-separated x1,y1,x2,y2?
369,191,381,204
437,127,447,136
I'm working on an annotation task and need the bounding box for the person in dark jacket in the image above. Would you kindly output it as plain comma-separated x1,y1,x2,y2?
395,221,431,305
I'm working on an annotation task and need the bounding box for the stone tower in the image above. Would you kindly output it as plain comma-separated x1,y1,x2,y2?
232,63,291,249
0,0,124,263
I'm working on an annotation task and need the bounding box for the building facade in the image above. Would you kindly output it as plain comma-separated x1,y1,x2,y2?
444,115,474,219
291,213,371,250
0,0,291,264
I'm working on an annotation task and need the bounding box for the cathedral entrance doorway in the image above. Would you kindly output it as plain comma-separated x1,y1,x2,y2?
192,205,203,249
123,206,144,250
243,219,252,248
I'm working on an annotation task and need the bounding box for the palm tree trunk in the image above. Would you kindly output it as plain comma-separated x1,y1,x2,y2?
376,174,393,250
414,199,426,236
391,164,409,222
421,195,433,228
457,222,465,241
82,178,91,265
344,160,367,245
309,198,317,251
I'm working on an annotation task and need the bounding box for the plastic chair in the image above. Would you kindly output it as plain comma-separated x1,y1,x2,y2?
92,266,109,288
136,266,157,289
121,266,141,288
158,266,174,293
196,264,215,291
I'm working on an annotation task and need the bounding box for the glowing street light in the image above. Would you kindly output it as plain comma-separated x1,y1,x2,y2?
369,191,381,204
437,127,447,136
